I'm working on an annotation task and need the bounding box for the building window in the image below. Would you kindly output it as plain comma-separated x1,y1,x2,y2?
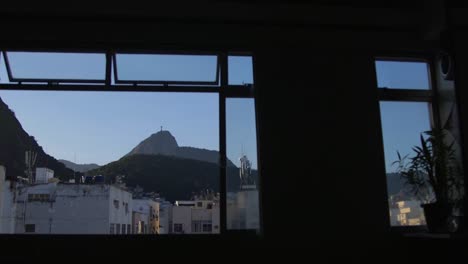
376,59,433,227
202,223,212,232
122,224,126,234
110,224,115,234
113,200,119,209
192,221,201,233
174,223,183,233
28,193,50,202
127,224,131,234
25,224,35,233
197,202,203,208
116,224,121,234
138,221,145,234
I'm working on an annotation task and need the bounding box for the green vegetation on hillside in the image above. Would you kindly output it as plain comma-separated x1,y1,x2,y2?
88,154,256,202
0,97,77,181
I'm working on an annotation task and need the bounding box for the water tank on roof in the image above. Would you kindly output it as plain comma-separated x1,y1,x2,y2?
94,175,104,184
84,176,94,184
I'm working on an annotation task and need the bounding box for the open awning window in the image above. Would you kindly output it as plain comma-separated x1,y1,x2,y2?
3,52,107,83
375,60,430,90
113,53,219,85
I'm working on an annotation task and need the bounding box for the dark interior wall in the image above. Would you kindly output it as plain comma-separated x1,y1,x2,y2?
1,7,468,254
453,29,468,231
255,48,390,242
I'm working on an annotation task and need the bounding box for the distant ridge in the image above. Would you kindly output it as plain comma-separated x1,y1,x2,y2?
59,159,100,173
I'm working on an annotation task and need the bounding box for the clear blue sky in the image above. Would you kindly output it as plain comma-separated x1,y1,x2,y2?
0,54,430,172
0,53,257,168
375,61,432,172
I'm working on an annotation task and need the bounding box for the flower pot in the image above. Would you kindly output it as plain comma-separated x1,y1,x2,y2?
422,202,451,233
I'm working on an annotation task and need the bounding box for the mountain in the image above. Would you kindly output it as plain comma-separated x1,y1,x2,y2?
386,172,418,200
59,159,100,173
386,173,404,195
0,97,77,181
126,130,236,167
88,154,257,202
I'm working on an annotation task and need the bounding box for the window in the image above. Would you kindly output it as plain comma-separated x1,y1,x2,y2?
174,223,183,233
376,59,432,227
226,98,260,232
381,102,432,226
28,193,50,202
138,221,145,234
127,224,131,234
25,224,35,233
228,56,253,85
202,223,212,232
3,52,106,83
376,60,430,90
114,53,218,85
0,51,260,236
193,222,201,233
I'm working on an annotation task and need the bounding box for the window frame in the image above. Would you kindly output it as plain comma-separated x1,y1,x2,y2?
2,51,107,84
375,55,440,233
0,49,262,237
113,51,220,86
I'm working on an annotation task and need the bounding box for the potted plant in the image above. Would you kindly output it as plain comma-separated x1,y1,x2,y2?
394,128,464,233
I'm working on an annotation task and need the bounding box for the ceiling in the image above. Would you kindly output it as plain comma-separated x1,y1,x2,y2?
0,1,465,51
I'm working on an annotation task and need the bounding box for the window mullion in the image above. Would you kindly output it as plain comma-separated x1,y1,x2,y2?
378,88,433,102
219,52,228,234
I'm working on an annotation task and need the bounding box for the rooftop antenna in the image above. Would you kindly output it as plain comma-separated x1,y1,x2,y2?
239,152,252,188
74,152,77,182
161,126,163,132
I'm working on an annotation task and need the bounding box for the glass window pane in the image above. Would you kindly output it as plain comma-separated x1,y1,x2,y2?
380,101,432,227
228,56,254,85
115,54,218,83
226,98,260,232
0,91,219,234
375,61,430,90
5,52,106,81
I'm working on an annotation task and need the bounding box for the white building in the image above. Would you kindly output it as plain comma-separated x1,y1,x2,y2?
389,200,426,226
35,167,54,184
172,203,192,234
172,198,219,234
14,182,133,234
227,185,260,230
227,154,260,231
0,166,17,233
